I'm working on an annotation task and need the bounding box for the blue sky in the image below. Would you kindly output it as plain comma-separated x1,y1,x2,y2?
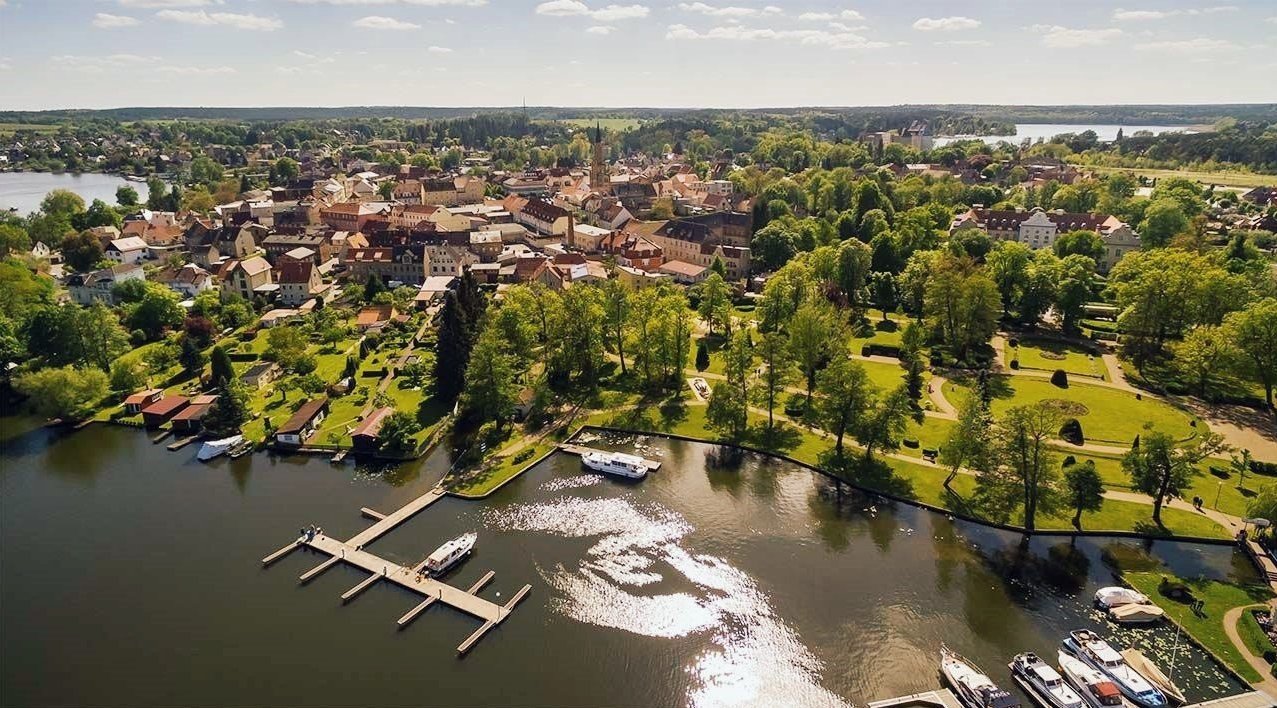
0,0,1274,109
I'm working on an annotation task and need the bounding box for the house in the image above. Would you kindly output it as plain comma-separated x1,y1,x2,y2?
350,406,394,452
263,233,332,264
30,241,52,259
319,201,385,232
123,388,164,415
356,304,397,331
141,395,190,428
424,243,479,277
513,387,536,420
213,225,262,261
514,198,572,237
67,262,145,306
170,394,217,435
657,259,708,284
154,263,214,299
274,397,330,447
106,236,149,265
414,275,457,308
221,256,274,300
602,231,663,270
468,230,503,261
569,223,612,253
241,361,281,389
422,175,485,206
646,212,752,279
949,206,1139,272
277,259,324,307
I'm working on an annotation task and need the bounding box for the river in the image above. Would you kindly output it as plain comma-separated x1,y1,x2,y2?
0,420,1256,707
0,171,140,216
935,123,1200,147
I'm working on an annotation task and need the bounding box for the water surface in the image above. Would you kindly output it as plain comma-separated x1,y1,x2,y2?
0,171,138,215
935,123,1198,147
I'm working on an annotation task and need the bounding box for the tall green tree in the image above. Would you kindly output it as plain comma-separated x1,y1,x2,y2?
995,402,1064,532
62,231,104,272
1224,298,1277,413
787,298,840,404
14,366,108,421
600,278,630,375
377,411,421,456
1064,460,1105,529
940,396,996,489
210,345,235,387
461,328,520,426
434,291,470,401
1123,429,1225,526
756,331,792,430
697,272,732,338
898,320,927,404
203,379,250,436
856,384,912,465
814,356,873,457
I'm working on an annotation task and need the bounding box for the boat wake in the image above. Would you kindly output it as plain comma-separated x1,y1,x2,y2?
485,496,849,708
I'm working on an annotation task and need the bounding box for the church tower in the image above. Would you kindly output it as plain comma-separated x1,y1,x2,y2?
590,122,609,194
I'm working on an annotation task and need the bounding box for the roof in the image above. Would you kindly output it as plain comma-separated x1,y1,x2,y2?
234,255,272,277
351,406,394,439
242,361,279,379
520,198,569,223
658,260,706,277
277,397,329,435
356,305,395,326
278,259,316,284
141,395,188,416
109,236,148,252
123,388,163,406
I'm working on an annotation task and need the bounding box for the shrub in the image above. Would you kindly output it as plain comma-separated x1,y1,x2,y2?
130,329,147,346
1008,337,1019,347
1062,455,1077,468
1250,460,1277,477
1209,466,1230,479
902,438,920,449
1050,369,1069,387
1009,358,1020,370
1059,418,1084,445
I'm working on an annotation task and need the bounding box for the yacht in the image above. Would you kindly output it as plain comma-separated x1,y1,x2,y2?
581,450,648,479
1010,653,1085,708
1059,652,1128,708
1063,631,1167,708
1095,587,1150,610
197,435,244,461
941,646,1022,708
1119,650,1185,705
424,533,476,576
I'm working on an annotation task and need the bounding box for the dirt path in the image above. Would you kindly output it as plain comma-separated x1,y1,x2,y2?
1222,605,1277,696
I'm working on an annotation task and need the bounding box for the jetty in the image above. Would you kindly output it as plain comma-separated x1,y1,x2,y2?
868,690,963,708
557,443,662,471
261,486,532,656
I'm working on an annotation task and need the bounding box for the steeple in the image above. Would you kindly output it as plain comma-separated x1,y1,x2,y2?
590,121,609,194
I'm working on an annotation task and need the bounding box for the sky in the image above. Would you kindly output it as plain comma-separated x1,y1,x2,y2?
0,0,1275,110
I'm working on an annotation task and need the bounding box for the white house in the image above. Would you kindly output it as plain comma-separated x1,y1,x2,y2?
67,262,145,305
106,236,149,265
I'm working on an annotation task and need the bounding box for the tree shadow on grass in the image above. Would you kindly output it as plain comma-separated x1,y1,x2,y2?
746,422,801,455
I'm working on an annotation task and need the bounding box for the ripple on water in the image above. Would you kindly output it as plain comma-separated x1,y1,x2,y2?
485,495,850,708
540,474,604,492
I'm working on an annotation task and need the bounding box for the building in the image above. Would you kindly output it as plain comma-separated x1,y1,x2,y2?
646,212,752,279
274,397,330,447
414,275,457,308
356,304,398,331
657,260,708,284
277,259,325,307
569,223,612,253
950,206,1140,272
170,394,217,435
153,263,214,299
319,201,385,232
67,262,145,306
350,406,394,453
241,361,281,389
123,388,163,415
221,256,274,300
589,123,609,194
141,395,189,428
514,198,571,237
105,236,149,264
425,243,479,277
422,175,485,207
344,245,427,286
262,233,332,263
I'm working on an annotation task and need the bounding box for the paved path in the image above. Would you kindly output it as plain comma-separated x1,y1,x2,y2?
927,373,959,416
1222,605,1277,696
1103,490,1244,532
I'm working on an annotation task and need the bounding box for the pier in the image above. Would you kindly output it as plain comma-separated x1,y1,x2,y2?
557,443,662,471
868,690,963,708
261,485,532,655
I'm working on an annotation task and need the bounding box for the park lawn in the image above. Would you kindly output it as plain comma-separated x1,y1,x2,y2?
944,376,1202,446
858,358,914,392
450,438,558,497
555,117,641,131
897,416,956,460
1008,338,1107,381
1037,500,1231,538
1124,572,1273,683
1056,451,1274,519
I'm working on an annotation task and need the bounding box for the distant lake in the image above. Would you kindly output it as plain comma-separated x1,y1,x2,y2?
935,123,1200,147
0,172,139,216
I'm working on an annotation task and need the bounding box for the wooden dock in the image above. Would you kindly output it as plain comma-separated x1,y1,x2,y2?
557,443,661,471
868,689,963,708
261,485,532,655
167,435,198,451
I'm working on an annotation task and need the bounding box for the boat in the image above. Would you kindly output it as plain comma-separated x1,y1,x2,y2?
1095,587,1150,610
1108,604,1165,625
1059,651,1129,708
1010,652,1085,708
1119,650,1186,705
197,435,244,461
124,174,147,182
941,646,1022,708
581,450,648,479
1062,630,1167,708
227,438,255,459
423,533,476,576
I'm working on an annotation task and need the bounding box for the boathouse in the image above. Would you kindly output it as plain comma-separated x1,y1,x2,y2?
141,395,190,428
123,388,163,415
171,394,217,435
350,406,394,453
275,397,330,447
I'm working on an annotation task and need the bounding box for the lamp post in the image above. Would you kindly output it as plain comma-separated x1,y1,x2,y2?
1214,480,1223,510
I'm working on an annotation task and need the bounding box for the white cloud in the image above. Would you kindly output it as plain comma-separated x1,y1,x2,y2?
118,0,214,7
798,9,863,22
678,2,780,18
1134,37,1239,52
535,0,648,21
935,39,992,47
427,45,452,52
52,54,160,73
93,13,140,28
157,65,236,75
1112,6,1237,21
912,16,980,31
665,23,888,49
285,0,486,5
1029,24,1123,47
586,24,614,34
352,15,420,29
156,10,283,30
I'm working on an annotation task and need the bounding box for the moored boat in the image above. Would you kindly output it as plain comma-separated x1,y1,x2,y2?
1062,630,1167,708
1010,652,1084,708
581,450,648,479
1108,604,1164,625
1119,650,1185,705
1059,652,1129,708
1095,587,1150,610
941,646,1022,708
197,434,244,461
424,532,476,576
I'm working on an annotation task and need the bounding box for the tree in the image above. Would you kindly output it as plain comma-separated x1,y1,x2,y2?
750,222,798,272
1064,461,1105,529
1231,449,1253,493
756,331,792,430
109,358,148,393
265,325,307,363
363,272,387,302
814,356,873,457
377,411,421,456
78,302,129,371
210,345,235,387
1055,255,1095,334
1224,299,1277,413
127,284,184,341
995,402,1064,532
836,239,872,311
706,380,748,442
461,328,520,426
203,379,250,437
940,396,995,489
697,272,732,338
600,278,630,374
62,230,104,272
856,384,912,464
274,157,300,182
0,223,32,257
787,298,840,404
1246,486,1277,526
924,259,999,362
40,190,86,220
695,341,710,372
1140,199,1190,248
1123,429,1225,526
898,320,926,404
1053,230,1105,262
434,291,470,401
1171,325,1239,398
189,156,224,186
986,241,1032,316
178,334,207,376
14,366,108,421
115,185,140,208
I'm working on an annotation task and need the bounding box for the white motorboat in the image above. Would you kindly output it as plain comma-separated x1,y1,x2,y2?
1119,650,1186,705
1108,604,1165,625
1059,652,1129,708
1063,630,1167,708
1095,587,1150,610
197,435,244,461
941,646,1022,708
581,450,648,479
423,533,475,576
1010,652,1084,708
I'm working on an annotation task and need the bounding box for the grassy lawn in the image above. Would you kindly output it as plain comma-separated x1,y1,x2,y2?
1236,609,1275,663
554,117,641,131
944,375,1203,445
449,439,557,497
0,122,61,135
1124,572,1274,683
1079,164,1277,189
1007,338,1107,381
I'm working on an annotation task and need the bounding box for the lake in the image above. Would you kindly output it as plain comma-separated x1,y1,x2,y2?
935,123,1200,147
0,171,139,215
0,420,1256,707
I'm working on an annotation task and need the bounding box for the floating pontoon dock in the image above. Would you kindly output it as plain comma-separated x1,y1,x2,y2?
261,486,532,656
